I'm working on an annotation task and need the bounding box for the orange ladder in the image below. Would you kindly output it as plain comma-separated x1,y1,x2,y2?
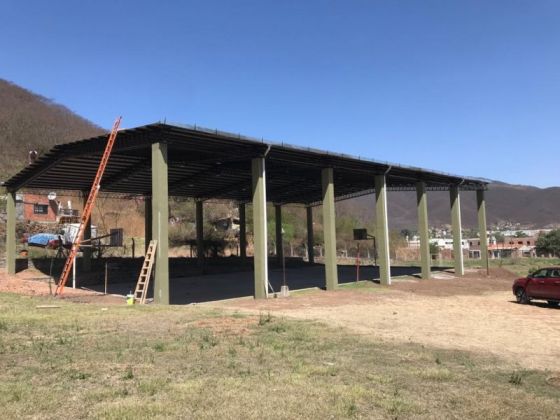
54,117,122,296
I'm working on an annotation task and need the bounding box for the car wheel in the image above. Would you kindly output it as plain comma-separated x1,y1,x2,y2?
515,288,529,304
547,301,559,307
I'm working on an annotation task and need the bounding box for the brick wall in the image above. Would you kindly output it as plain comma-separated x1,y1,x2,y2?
22,193,58,222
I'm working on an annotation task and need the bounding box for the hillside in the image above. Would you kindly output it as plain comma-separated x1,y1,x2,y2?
337,182,560,230
1,79,558,230
0,79,104,180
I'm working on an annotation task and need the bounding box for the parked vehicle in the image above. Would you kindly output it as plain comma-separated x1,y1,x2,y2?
512,267,560,306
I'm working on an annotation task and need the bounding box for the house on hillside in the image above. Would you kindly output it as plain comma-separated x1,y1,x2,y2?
468,236,537,259
17,193,79,223
407,236,469,251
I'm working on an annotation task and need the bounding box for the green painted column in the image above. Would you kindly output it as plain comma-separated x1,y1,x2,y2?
252,157,268,299
477,189,489,275
450,186,464,276
144,196,152,254
416,181,430,280
306,205,314,264
275,204,283,264
321,167,338,290
196,200,204,267
375,175,391,285
6,190,16,275
82,192,92,272
239,202,246,260
152,142,170,304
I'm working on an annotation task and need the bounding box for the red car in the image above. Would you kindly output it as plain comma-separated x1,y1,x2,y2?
513,267,560,306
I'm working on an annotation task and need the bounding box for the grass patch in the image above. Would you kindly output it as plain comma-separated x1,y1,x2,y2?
396,257,560,277
0,292,558,418
338,280,389,292
464,257,560,276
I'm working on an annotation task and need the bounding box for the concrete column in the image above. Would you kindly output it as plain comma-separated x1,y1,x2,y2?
239,202,246,260
196,200,204,266
306,206,314,264
252,157,268,299
144,196,152,254
375,175,391,285
321,167,338,290
275,204,283,264
450,186,464,276
416,181,430,280
477,189,489,275
6,190,16,275
152,142,169,304
82,192,92,272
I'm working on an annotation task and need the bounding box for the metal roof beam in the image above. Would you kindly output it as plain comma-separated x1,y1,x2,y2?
196,178,252,200
101,159,150,189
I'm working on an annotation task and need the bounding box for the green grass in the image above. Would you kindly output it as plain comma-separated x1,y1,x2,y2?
461,257,560,277
338,280,393,293
0,292,558,419
393,257,560,278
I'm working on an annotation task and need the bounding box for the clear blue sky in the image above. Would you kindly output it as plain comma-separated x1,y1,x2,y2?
2,0,559,187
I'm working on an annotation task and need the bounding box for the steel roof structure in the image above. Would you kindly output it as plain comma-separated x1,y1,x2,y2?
2,122,487,204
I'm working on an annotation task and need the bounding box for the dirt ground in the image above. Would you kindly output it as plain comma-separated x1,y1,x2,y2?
215,268,560,372
0,268,123,304
2,266,559,372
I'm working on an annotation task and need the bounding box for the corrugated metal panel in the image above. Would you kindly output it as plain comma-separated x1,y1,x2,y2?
2,122,488,204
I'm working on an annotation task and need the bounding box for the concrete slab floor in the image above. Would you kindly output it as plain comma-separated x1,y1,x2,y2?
87,264,451,305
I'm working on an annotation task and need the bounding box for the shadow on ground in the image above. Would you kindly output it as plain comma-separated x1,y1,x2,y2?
19,256,450,304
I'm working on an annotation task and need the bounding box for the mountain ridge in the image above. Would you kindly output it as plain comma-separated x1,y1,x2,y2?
0,79,104,180
1,79,558,229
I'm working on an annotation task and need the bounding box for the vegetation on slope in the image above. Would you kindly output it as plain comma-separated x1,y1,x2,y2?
0,79,104,180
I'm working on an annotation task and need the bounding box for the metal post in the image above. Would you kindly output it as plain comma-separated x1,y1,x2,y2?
375,175,391,285
306,205,314,264
72,258,76,289
477,189,489,276
144,196,152,254
450,185,464,276
252,157,268,299
82,192,92,272
321,167,338,290
6,190,16,275
275,204,283,265
196,200,204,267
416,181,431,280
356,243,360,282
152,142,170,304
239,202,246,260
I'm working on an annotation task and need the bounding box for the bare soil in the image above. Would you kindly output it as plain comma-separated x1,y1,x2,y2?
216,268,560,372
0,268,123,304
3,266,560,371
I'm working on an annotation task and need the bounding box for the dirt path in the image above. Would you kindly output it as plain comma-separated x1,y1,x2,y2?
216,269,560,372
0,269,123,304
4,266,560,371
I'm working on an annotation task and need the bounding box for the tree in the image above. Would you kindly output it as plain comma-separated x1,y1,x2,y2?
493,232,505,244
536,230,560,257
463,228,478,239
400,229,415,239
336,215,360,255
429,242,440,256
514,231,528,238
